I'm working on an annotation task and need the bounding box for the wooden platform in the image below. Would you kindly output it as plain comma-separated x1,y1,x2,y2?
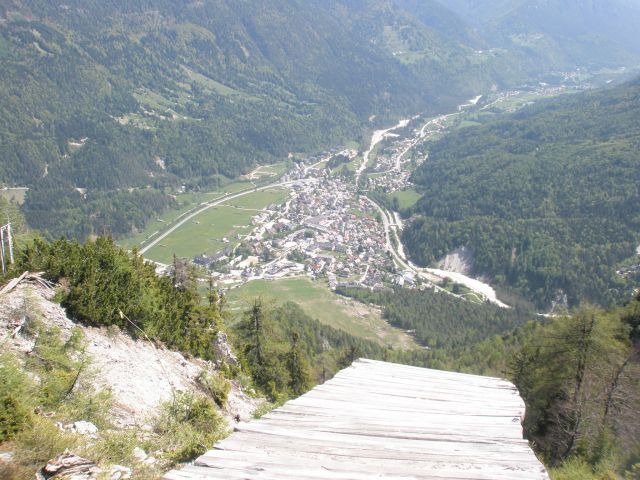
164,359,549,479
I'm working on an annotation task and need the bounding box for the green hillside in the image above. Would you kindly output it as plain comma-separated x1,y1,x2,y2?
404,78,640,308
0,0,521,239
441,0,640,68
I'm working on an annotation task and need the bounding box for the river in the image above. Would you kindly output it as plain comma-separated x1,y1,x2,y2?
355,119,410,184
361,99,510,308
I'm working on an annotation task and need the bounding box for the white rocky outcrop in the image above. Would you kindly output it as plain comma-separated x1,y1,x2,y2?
0,282,262,428
35,451,101,480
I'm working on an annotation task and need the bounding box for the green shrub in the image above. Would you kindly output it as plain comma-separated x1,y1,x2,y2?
27,327,86,407
155,392,226,464
252,401,276,419
0,394,31,442
0,354,33,441
625,464,640,480
197,371,231,408
550,457,619,480
60,388,113,430
13,416,79,469
88,430,138,465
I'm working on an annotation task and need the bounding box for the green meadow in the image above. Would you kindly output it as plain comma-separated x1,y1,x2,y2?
142,188,289,264
225,277,417,349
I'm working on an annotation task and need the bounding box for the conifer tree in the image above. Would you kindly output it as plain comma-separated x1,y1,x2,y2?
286,332,311,397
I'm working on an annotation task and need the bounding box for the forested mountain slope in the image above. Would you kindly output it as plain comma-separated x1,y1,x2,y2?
403,77,640,308
440,0,640,68
389,0,484,47
0,0,517,239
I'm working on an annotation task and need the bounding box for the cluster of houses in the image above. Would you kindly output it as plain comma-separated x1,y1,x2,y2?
190,160,402,290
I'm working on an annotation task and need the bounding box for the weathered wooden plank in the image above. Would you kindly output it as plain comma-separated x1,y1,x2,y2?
263,407,523,427
196,448,547,474
265,412,521,431
163,359,549,479
213,434,539,462
274,399,523,419
347,359,514,386
217,426,535,450
230,422,527,449
311,379,523,403
290,388,523,410
284,396,523,420
215,430,535,457
192,453,548,480
255,418,524,438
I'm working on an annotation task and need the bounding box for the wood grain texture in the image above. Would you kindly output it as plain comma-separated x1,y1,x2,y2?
164,359,549,479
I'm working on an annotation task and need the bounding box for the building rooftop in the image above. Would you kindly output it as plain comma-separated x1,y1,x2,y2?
164,358,549,480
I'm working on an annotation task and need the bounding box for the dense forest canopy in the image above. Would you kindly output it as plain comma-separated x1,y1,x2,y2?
404,77,640,309
336,285,533,349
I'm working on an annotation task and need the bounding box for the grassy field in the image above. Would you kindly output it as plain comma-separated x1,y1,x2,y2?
244,162,289,179
224,277,417,349
133,88,190,117
183,66,244,97
142,187,289,264
458,120,482,128
389,189,422,209
489,93,539,112
119,182,256,251
0,187,28,205
366,143,383,168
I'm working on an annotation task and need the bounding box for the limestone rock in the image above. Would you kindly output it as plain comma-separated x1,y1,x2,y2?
109,465,132,480
132,447,147,462
69,421,98,436
2,283,262,429
56,421,98,438
213,331,238,366
36,451,101,480
0,451,14,463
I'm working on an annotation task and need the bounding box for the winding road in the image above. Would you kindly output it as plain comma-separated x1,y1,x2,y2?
360,107,510,308
364,195,509,307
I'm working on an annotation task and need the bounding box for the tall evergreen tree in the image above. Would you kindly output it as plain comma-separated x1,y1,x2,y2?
286,332,312,397
513,307,635,465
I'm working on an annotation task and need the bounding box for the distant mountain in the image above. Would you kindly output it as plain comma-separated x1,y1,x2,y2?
0,0,516,238
438,0,526,27
440,0,640,68
389,0,484,47
403,77,640,308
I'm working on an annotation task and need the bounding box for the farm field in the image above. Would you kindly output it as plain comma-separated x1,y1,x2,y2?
119,181,257,252
244,162,289,179
0,187,28,205
388,189,421,209
224,277,417,349
142,187,289,264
